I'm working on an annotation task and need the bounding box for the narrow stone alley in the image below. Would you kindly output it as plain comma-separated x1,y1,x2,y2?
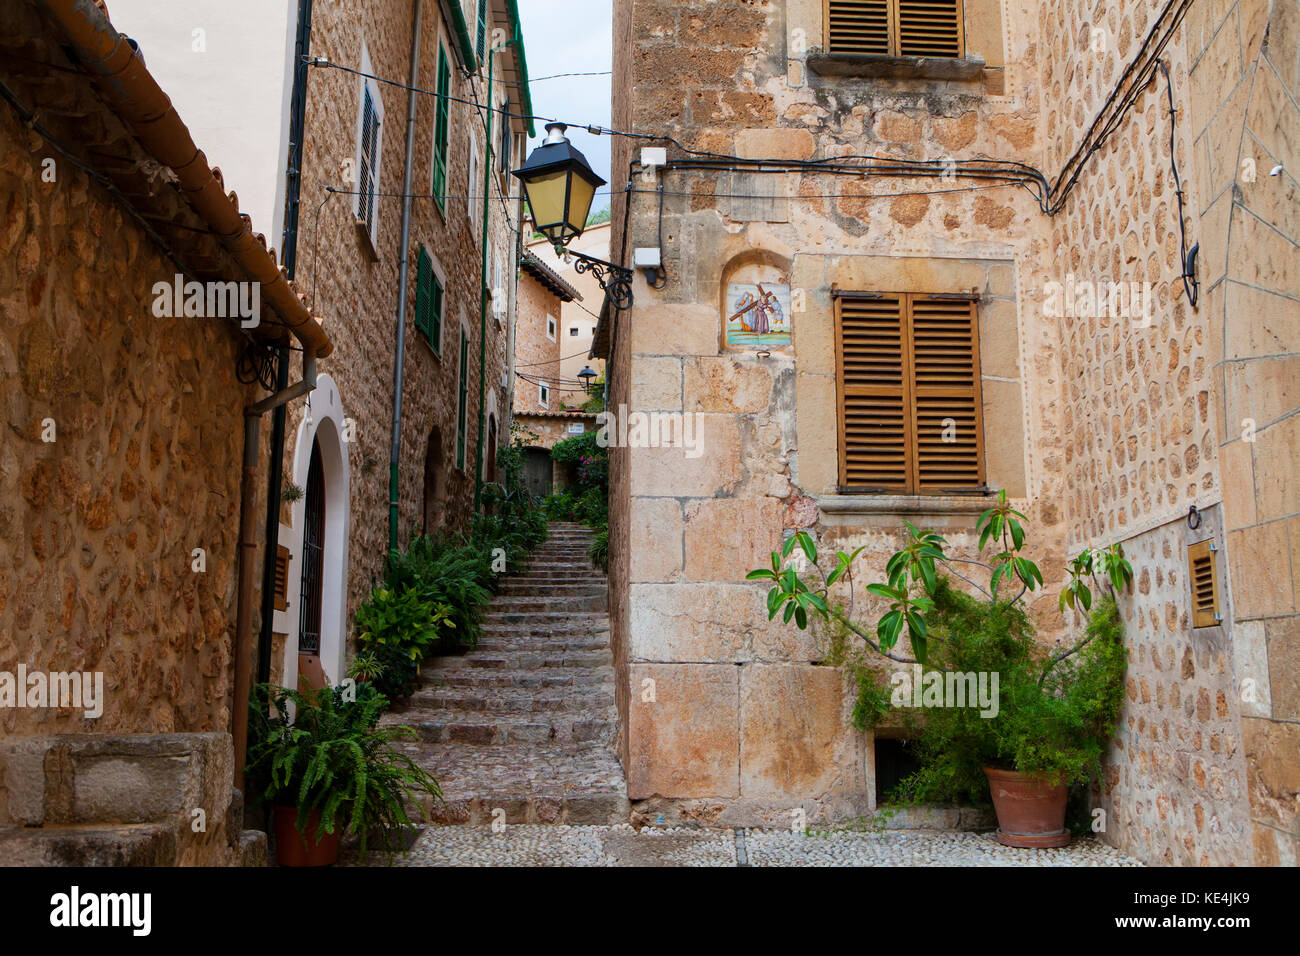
383,523,630,827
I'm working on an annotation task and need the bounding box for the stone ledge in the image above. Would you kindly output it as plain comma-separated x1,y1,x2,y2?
806,53,986,81
817,493,1000,517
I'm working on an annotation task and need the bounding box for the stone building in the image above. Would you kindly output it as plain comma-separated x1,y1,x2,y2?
0,0,332,864
602,0,1297,864
110,0,535,691
529,220,611,390
513,247,592,495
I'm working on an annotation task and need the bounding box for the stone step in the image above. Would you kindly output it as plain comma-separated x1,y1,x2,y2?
427,649,612,670
405,688,615,714
497,583,606,597
384,710,616,746
0,822,180,866
483,613,608,629
488,595,607,613
393,743,629,826
473,638,611,655
509,575,606,585
432,666,614,690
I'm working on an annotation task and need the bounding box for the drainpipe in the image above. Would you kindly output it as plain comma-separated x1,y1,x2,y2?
234,351,318,790
256,0,315,690
388,0,424,553
473,39,510,512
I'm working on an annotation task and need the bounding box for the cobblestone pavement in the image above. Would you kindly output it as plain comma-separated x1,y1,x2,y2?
347,825,1142,867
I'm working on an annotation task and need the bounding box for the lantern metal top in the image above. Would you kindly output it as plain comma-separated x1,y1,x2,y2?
513,123,607,186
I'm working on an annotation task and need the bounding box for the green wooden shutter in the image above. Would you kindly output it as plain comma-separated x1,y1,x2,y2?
415,245,431,340
433,48,450,209
430,272,444,354
475,0,488,62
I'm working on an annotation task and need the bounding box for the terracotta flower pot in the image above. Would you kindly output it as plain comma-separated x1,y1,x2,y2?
983,766,1071,848
273,804,342,867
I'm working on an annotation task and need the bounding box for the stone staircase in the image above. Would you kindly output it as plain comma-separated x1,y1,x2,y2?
385,522,630,826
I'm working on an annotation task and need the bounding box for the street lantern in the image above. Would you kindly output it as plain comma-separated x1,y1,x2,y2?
513,123,635,310
513,123,605,246
577,365,597,392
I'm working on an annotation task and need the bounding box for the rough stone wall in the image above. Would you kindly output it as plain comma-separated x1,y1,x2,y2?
286,0,520,627
610,0,1073,826
0,102,262,737
514,271,564,415
1037,0,1296,866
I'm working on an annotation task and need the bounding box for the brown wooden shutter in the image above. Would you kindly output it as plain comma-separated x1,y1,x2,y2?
910,296,984,492
1186,539,1221,628
835,295,910,491
896,1,964,58
826,0,891,55
273,544,291,612
836,293,984,494
826,0,963,58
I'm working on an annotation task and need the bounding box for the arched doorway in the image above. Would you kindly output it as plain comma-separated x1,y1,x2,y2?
298,441,326,656
423,426,443,534
281,374,351,693
486,415,498,485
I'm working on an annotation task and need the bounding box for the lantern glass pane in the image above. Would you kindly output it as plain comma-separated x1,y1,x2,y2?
565,175,597,237
524,169,570,236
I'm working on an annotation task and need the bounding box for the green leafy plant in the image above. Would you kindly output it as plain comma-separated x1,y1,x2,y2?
749,489,1131,801
353,584,453,701
588,524,609,572
346,651,385,683
245,682,441,860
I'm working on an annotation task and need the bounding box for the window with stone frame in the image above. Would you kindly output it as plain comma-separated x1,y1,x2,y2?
825,0,964,58
834,292,985,494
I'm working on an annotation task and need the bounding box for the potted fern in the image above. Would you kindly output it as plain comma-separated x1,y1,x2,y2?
246,682,442,865
750,490,1130,847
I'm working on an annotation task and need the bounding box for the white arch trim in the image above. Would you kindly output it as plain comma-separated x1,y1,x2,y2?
279,373,351,691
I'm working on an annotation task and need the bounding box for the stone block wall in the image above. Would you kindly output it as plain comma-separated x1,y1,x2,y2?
609,0,1069,826
1185,0,1300,866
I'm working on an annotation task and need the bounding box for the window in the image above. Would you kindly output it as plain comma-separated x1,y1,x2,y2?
1187,540,1222,627
415,244,444,354
354,43,384,246
546,315,556,341
456,329,470,469
475,0,488,62
826,0,964,58
431,45,450,211
539,381,550,407
834,292,984,493
569,326,580,337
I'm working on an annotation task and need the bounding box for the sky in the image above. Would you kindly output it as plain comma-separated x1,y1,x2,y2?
516,0,613,211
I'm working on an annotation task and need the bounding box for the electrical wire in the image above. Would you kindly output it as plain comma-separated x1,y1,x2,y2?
1155,58,1200,306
